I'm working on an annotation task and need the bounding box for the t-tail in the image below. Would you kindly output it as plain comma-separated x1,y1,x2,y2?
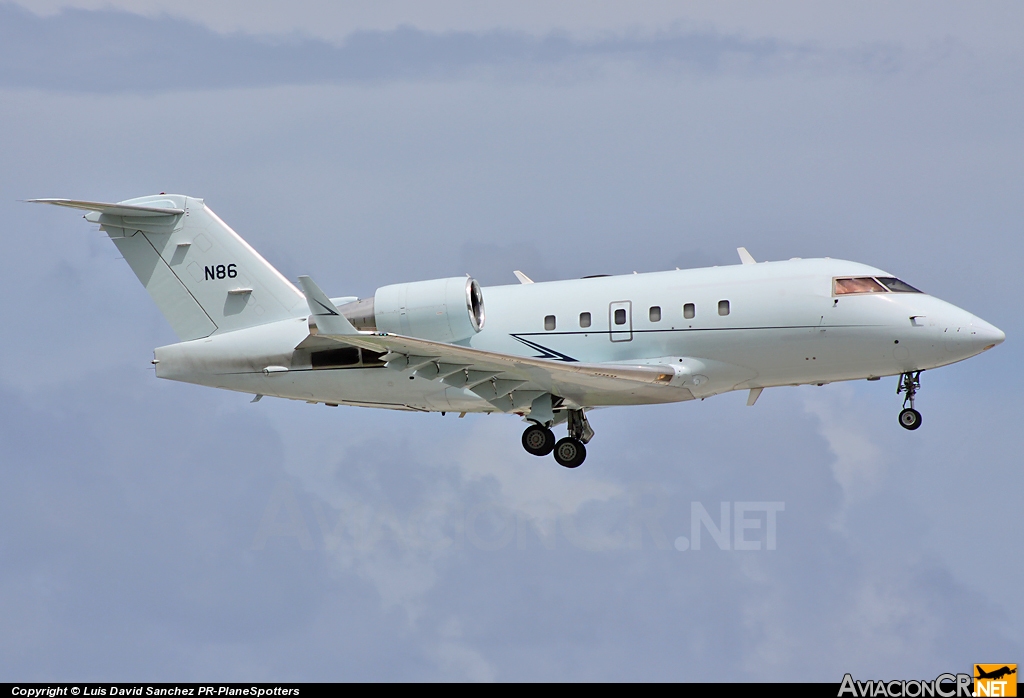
31,195,306,340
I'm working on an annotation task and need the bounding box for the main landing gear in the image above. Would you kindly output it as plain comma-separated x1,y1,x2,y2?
522,409,593,468
897,371,923,430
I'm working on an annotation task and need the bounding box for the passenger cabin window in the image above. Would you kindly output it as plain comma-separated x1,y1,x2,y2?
544,315,556,330
683,303,695,320
718,300,730,316
833,276,922,295
649,306,661,322
579,312,591,328
614,308,627,325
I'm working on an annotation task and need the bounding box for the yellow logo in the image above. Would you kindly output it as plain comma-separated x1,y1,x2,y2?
975,665,1017,697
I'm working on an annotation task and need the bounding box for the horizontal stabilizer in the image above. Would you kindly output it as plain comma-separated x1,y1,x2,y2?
297,275,359,336
28,198,184,217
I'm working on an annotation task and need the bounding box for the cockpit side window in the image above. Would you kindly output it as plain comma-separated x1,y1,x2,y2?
875,277,923,293
834,277,887,295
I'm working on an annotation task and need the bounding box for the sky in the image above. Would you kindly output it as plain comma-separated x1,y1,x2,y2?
1,0,1022,682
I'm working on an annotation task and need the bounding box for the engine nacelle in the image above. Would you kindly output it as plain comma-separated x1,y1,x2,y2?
338,276,485,342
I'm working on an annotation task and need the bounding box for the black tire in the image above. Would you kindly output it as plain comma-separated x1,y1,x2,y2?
898,408,922,431
522,424,556,456
553,437,586,468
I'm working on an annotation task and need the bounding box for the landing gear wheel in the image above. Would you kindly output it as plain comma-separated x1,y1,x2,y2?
899,408,922,431
522,424,556,456
553,437,586,468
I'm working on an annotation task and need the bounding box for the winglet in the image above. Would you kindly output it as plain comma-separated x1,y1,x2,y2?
297,275,359,335
513,270,534,284
737,247,756,265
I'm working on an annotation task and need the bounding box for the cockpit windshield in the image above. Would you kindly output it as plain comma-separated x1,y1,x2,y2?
834,276,923,296
875,277,922,293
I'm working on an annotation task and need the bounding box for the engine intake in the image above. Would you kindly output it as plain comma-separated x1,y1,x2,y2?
337,276,485,342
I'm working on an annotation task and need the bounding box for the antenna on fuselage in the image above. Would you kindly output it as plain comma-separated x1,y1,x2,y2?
737,247,756,265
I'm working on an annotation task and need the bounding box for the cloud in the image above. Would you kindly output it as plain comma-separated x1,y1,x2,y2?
1,354,1020,680
2,6,1022,678
0,3,906,93
803,386,886,505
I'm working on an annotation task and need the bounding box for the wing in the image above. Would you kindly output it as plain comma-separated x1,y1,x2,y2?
297,329,694,411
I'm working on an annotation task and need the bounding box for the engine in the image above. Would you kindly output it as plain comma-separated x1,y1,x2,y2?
337,276,485,342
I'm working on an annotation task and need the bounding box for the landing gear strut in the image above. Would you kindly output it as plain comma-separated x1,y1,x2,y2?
897,371,922,430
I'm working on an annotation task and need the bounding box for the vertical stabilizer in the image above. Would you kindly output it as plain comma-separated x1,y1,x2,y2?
34,195,306,340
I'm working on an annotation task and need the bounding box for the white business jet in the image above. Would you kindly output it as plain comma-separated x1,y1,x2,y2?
32,195,1004,468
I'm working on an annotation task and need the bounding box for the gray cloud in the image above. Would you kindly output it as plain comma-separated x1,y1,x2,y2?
1,4,1022,680
2,371,1017,680
0,3,906,93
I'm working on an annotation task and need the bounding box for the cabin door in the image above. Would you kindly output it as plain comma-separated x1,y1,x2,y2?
609,301,633,342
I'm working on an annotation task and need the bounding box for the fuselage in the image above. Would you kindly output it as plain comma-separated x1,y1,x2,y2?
154,258,1004,412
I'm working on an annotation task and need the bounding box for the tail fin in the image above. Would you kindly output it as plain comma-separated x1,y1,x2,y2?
32,195,306,340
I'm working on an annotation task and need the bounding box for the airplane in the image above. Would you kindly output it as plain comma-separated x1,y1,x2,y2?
30,194,1005,468
975,666,1017,681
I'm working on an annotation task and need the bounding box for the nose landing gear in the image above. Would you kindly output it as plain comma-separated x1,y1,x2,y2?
521,408,593,467
897,371,923,430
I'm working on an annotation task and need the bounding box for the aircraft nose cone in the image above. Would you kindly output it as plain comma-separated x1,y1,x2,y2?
979,323,1006,349
944,317,1005,355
